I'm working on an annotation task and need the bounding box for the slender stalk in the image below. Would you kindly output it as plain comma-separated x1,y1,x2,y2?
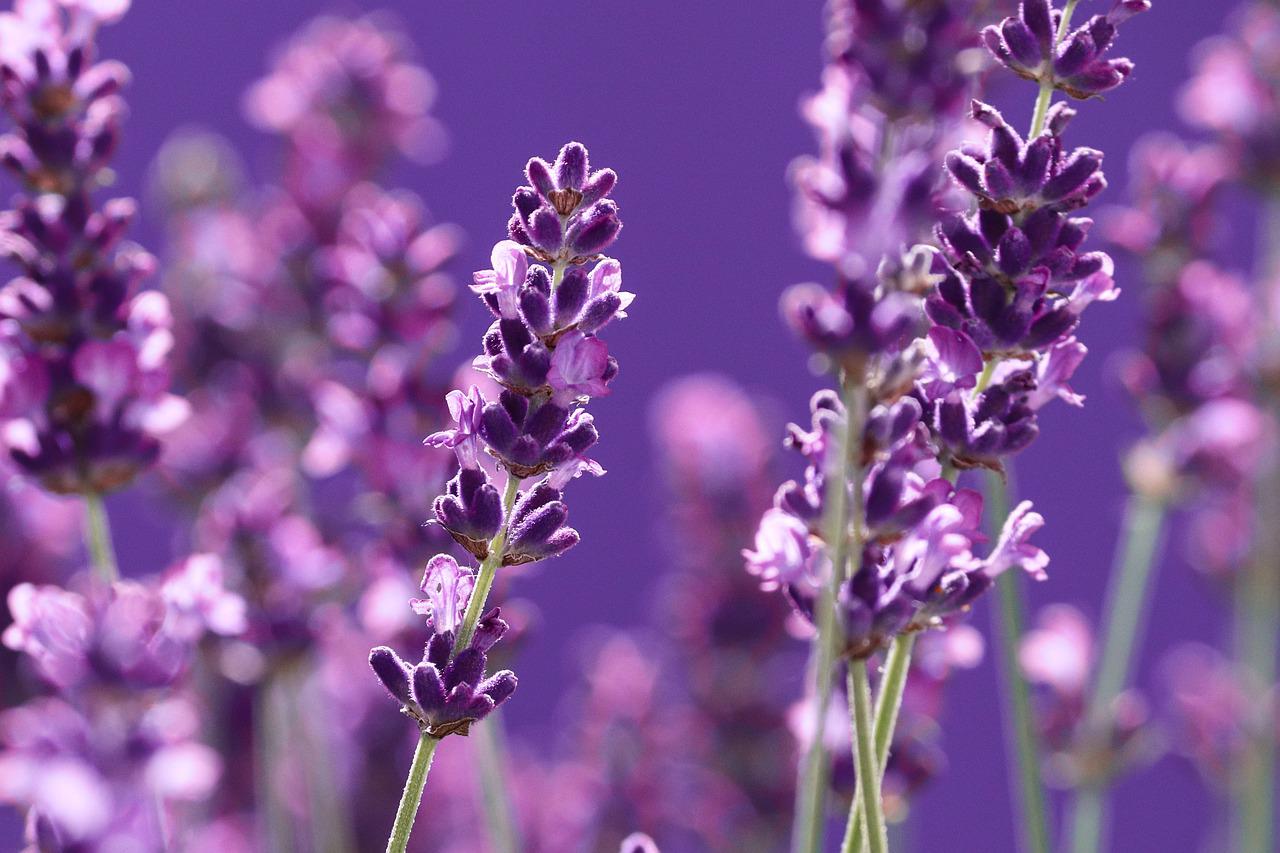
82,491,119,582
256,674,294,852
386,732,440,853
850,660,889,853
474,710,521,853
1232,191,1280,853
454,475,522,654
384,473,522,853
1029,0,1082,137
986,472,1052,853
1067,491,1165,853
793,375,866,853
841,633,917,853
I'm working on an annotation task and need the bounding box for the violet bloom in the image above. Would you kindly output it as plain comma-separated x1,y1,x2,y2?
1179,3,1280,186
0,2,187,494
369,555,517,738
984,0,1150,99
1021,605,1151,785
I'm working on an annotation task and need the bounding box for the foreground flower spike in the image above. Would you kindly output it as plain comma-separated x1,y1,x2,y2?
761,3,1058,851
379,141,629,853
956,3,1151,852
0,1,186,497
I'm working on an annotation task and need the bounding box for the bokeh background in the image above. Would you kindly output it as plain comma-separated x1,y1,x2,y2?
48,0,1254,849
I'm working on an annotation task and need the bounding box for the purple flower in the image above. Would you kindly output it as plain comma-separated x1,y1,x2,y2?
424,385,486,469
159,553,247,641
470,239,528,319
502,479,580,565
982,500,1050,582
0,0,184,495
983,0,1150,99
369,601,517,738
433,466,504,557
510,141,622,260
928,371,1040,471
547,330,612,403
408,554,474,634
743,508,821,592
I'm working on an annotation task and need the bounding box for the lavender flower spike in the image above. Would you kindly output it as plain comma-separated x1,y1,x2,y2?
0,0,187,495
380,142,629,853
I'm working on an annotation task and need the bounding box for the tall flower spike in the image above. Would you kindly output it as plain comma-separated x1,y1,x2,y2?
0,2,186,494
379,142,629,853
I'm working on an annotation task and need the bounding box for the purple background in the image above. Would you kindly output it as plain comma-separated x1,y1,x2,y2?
87,1,1251,850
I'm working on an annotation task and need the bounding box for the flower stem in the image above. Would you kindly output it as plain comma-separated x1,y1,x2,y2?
474,710,521,853
793,375,867,853
385,732,440,853
986,472,1051,853
1231,191,1280,853
841,633,917,853
83,491,119,583
1067,490,1165,853
454,474,523,654
850,660,889,853
1029,0,1082,138
384,473,522,853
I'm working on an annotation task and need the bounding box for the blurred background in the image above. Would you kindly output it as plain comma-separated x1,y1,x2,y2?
1,0,1264,850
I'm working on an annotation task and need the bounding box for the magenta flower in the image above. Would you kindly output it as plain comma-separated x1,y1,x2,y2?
548,330,612,402
743,508,820,592
425,385,486,469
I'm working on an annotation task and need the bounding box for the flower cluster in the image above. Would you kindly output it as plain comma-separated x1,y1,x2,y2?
1178,2,1280,188
0,554,244,850
1103,7,1278,576
369,555,516,738
983,0,1149,99
372,140,629,744
1020,604,1152,786
0,0,187,494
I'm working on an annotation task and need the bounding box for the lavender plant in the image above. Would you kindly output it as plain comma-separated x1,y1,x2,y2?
0,0,186,580
369,140,630,852
750,1,1153,850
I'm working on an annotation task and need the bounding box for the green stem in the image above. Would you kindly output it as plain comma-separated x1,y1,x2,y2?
384,473,522,853
1029,0,1082,137
474,710,521,853
1067,491,1165,853
454,475,522,654
83,491,119,583
256,674,294,852
793,375,866,853
850,660,889,853
987,472,1052,853
385,732,440,853
1231,191,1280,853
842,633,917,853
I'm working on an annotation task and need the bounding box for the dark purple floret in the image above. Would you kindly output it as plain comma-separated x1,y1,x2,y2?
503,480,580,565
928,370,1040,470
433,467,504,558
477,392,599,478
983,0,1150,99
511,141,622,260
369,606,518,739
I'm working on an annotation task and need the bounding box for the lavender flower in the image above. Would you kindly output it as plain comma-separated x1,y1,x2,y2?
374,141,629,852
983,0,1150,99
369,556,516,739
1020,604,1152,786
0,0,186,494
